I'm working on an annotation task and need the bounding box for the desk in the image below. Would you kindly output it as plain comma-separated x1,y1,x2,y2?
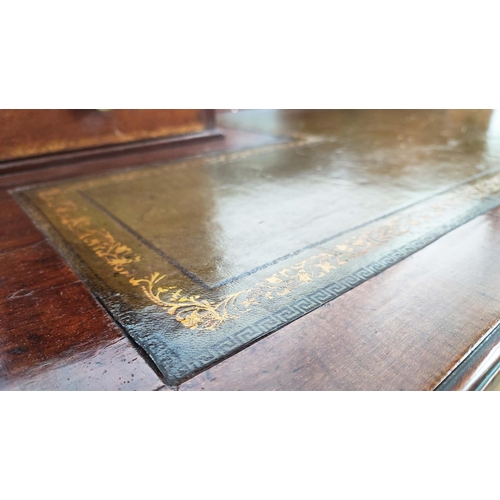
2,110,500,390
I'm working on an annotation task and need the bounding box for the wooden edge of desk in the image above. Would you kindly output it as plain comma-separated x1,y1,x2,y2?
435,319,500,391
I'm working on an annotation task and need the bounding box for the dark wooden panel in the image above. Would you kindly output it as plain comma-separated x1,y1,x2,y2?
180,208,500,391
0,128,281,190
0,242,163,390
2,335,164,391
0,198,44,254
0,110,213,163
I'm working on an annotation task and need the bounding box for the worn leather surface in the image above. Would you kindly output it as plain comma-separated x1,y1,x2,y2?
15,110,500,384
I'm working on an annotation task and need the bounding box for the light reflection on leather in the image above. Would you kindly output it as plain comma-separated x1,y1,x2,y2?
16,110,500,383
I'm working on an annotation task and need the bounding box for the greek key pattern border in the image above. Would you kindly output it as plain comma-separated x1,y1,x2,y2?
173,200,499,384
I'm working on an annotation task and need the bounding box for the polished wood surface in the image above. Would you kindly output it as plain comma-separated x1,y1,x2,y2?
0,109,215,166
0,126,282,390
0,241,164,391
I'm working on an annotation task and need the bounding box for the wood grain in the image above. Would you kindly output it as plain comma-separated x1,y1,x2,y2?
0,242,164,390
0,110,214,164
0,198,44,254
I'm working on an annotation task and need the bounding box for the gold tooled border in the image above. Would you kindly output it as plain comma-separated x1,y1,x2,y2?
32,164,500,332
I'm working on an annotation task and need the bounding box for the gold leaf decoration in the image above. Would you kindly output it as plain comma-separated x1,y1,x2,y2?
35,160,500,332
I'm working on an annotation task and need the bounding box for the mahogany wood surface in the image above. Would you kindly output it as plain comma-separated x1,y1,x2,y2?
0,110,215,165
0,243,164,391
0,127,283,390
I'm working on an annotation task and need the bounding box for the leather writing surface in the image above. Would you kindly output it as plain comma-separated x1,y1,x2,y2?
15,110,500,384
